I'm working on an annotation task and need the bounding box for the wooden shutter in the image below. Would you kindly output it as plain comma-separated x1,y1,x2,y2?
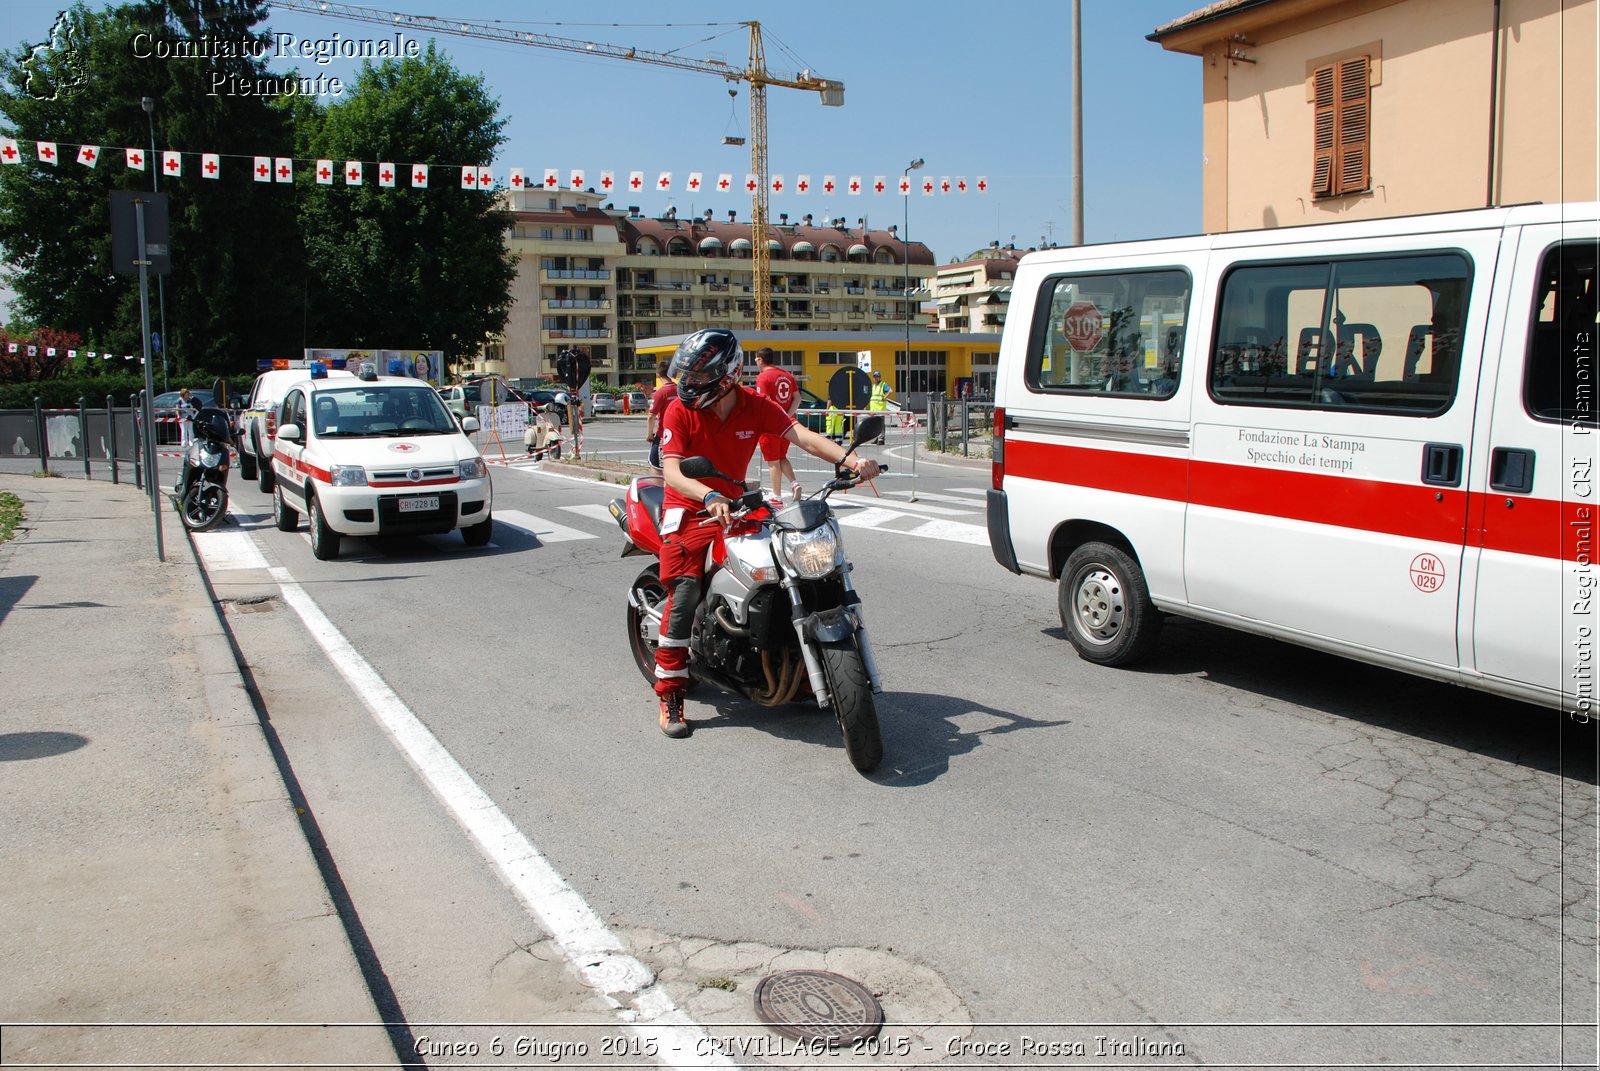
1311,56,1370,197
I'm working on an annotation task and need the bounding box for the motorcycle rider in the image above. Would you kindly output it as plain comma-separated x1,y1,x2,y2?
653,328,879,739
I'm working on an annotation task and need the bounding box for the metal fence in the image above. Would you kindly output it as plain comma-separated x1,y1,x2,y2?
0,395,175,485
926,397,995,457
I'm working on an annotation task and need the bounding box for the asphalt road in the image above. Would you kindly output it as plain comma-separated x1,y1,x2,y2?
170,421,1599,1069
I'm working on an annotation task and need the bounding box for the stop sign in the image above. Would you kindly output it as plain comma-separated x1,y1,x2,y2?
1062,301,1104,352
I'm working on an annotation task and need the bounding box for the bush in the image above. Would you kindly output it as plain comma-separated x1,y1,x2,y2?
0,373,216,410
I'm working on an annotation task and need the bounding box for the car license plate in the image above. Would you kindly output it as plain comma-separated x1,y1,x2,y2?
398,496,438,513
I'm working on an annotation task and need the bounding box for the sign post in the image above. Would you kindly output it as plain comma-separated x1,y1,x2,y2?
111,191,170,561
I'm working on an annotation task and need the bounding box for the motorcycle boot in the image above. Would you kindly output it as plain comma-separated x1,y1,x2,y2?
658,692,691,738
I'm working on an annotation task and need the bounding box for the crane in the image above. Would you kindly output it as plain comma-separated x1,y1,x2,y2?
272,1,845,330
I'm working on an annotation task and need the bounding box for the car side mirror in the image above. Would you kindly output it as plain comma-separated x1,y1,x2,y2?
276,423,302,443
461,416,480,433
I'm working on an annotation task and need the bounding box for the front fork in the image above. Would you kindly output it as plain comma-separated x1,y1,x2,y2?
782,567,885,709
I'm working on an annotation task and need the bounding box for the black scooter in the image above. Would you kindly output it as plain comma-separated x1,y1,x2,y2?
172,406,234,532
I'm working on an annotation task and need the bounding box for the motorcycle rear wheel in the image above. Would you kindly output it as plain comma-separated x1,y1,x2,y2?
179,480,227,531
818,639,882,773
626,565,667,685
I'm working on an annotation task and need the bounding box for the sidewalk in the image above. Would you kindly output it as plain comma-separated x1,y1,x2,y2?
0,473,395,1067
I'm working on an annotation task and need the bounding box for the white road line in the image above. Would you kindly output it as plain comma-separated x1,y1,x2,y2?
904,519,990,546
947,487,988,496
494,508,599,543
836,493,972,517
834,507,905,529
266,565,738,1069
192,527,270,570
877,488,986,507
562,503,621,525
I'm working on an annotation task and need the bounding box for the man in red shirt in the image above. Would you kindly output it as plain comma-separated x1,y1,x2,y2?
653,329,879,738
752,347,802,502
644,358,677,471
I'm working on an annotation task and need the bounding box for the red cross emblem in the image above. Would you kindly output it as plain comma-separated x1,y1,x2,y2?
630,175,642,189
824,179,835,193
850,179,860,193
923,179,934,193
657,175,669,189
381,168,393,183
977,178,987,192
278,164,291,179
746,178,757,192
570,173,583,188
797,178,808,192
601,174,613,189
39,145,54,160
772,178,783,192
958,179,967,192
318,164,331,180
510,173,522,187
463,171,476,186
688,176,700,190
165,156,178,172
940,179,950,193
413,168,426,183
81,148,95,162
129,152,142,166
874,179,885,193
205,159,218,174
1,145,16,161
545,173,557,188
718,177,730,190
347,166,359,181
256,162,270,178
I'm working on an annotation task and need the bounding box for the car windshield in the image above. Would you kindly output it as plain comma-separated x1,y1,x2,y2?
311,385,458,437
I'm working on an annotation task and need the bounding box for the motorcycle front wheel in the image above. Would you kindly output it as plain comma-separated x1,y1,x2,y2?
818,639,882,773
179,480,227,531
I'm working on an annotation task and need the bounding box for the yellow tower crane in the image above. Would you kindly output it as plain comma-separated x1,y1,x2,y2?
273,1,845,330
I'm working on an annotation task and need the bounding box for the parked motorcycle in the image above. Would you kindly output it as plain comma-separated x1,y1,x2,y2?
171,406,233,532
608,416,888,773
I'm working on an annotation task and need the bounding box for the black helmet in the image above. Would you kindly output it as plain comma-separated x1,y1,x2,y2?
669,328,743,410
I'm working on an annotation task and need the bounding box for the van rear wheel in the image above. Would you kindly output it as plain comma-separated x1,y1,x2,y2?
1059,541,1161,666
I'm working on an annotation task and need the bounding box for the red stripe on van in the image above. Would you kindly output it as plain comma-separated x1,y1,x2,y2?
1009,438,1589,561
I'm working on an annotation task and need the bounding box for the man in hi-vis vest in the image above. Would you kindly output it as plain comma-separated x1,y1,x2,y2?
867,370,892,443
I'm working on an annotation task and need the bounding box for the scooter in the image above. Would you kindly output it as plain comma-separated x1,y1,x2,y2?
171,406,233,532
608,416,888,773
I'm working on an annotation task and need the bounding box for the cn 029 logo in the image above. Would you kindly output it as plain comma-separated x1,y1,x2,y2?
1410,553,1446,593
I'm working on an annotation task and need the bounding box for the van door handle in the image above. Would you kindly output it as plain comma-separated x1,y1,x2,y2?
1421,442,1463,487
1489,447,1536,494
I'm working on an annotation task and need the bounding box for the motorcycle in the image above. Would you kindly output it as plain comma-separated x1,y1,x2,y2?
608,416,888,773
171,406,234,532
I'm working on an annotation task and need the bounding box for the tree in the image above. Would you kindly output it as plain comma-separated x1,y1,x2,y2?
0,1,304,378
294,44,516,361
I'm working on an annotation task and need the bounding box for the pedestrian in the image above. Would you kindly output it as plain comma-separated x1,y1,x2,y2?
824,401,846,445
752,346,802,502
867,370,892,444
651,328,879,739
176,387,197,448
645,358,677,472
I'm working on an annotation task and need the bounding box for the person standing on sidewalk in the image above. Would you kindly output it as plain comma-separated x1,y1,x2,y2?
867,370,892,444
752,347,802,502
176,388,197,448
652,329,878,739
645,358,677,472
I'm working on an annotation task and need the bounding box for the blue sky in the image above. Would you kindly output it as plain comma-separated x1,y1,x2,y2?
3,0,1207,286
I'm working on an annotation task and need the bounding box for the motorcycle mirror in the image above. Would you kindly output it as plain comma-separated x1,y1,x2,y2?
679,456,728,481
851,415,885,448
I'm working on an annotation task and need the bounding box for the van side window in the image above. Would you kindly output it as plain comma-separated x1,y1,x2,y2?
1210,252,1472,415
1025,269,1189,399
1525,240,1598,426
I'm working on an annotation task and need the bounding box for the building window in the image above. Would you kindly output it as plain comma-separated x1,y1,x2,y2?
817,350,858,365
1312,54,1371,198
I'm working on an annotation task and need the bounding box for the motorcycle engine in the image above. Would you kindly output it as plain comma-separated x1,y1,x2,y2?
693,602,763,685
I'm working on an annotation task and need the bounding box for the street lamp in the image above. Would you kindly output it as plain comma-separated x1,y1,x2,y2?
902,157,923,404
142,97,169,391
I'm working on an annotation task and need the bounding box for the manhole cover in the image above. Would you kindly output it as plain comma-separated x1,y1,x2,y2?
752,970,883,1044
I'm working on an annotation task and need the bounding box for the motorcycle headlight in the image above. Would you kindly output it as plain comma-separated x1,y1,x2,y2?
780,522,843,579
458,457,488,480
329,464,367,487
198,445,225,467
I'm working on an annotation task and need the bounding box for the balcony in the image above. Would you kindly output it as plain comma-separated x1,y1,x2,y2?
544,299,612,310
545,328,613,339
542,268,611,280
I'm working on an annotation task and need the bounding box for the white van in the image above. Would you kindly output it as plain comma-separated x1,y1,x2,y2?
988,202,1596,717
237,364,354,491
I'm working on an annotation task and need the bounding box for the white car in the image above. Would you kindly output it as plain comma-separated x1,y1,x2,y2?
268,368,493,560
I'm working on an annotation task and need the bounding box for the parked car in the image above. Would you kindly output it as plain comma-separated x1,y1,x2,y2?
151,388,215,417
591,393,620,414
624,391,650,412
525,388,571,425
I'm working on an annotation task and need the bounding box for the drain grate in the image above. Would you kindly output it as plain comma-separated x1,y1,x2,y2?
752,970,883,1044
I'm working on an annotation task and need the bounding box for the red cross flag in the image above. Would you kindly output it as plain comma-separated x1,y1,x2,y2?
940,177,951,194
508,167,525,189
47,347,56,357
5,343,14,353
162,151,181,177
202,152,220,179
26,345,36,356
0,137,20,164
344,160,362,185
796,174,810,195
897,175,910,195
717,173,732,192
460,166,477,189
68,349,77,359
976,176,988,193
543,168,559,189
848,176,862,195
568,169,584,189
956,176,968,193
275,157,293,183
315,158,333,185
687,172,703,192
478,166,493,188
745,174,758,193
36,141,57,165
253,156,272,182
823,175,837,195
125,148,145,171
770,175,784,194
378,162,395,188
600,170,615,192
76,145,99,168
628,171,644,191
656,171,672,190
411,163,428,188
922,177,935,196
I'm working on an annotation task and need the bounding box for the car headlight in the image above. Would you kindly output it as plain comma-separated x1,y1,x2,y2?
329,464,367,487
780,522,843,579
458,457,488,480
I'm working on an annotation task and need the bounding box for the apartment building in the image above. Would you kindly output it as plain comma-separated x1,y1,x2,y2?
930,244,1023,335
481,186,937,386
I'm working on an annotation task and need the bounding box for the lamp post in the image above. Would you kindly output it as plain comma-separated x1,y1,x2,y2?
142,97,169,392
902,157,923,403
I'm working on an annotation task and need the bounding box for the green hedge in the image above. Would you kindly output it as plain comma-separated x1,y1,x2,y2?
0,374,218,410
